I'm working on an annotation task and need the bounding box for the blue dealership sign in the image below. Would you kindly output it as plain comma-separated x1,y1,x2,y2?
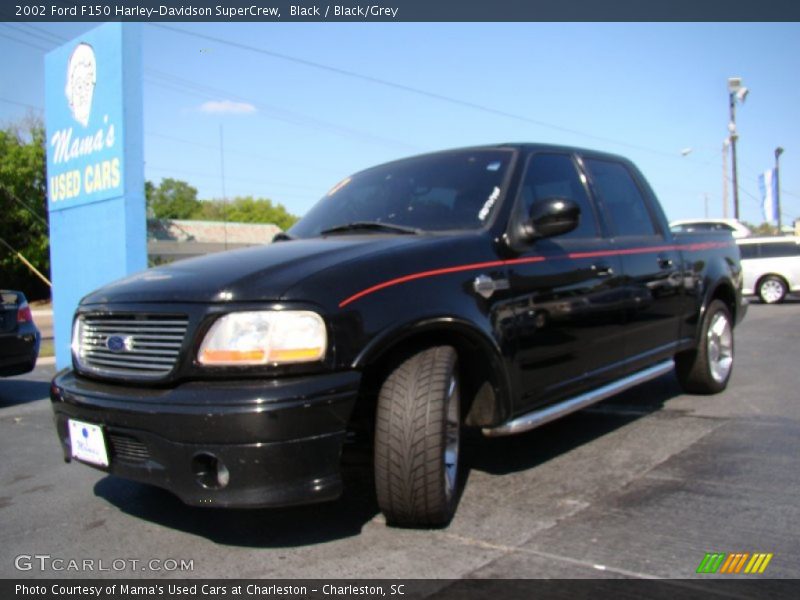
45,23,146,369
46,23,133,210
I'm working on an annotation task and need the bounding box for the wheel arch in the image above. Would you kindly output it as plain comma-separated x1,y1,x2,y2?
707,279,738,323
352,317,513,428
687,278,738,349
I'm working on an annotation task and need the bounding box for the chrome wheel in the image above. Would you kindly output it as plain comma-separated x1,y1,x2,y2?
759,278,785,304
707,311,733,384
443,373,460,502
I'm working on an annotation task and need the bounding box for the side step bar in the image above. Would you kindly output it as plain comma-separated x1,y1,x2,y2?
482,359,675,437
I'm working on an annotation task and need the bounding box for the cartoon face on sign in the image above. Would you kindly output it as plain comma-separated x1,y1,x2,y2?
64,43,96,127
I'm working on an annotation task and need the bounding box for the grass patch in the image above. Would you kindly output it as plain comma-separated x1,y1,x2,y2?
39,339,54,358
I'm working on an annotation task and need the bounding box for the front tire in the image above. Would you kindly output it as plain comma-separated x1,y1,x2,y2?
374,346,462,527
758,275,787,304
675,300,734,394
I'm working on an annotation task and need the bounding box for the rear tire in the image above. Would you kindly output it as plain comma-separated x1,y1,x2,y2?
758,275,787,304
374,346,462,527
675,300,734,394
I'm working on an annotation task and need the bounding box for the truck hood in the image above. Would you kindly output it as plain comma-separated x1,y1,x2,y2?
81,236,425,305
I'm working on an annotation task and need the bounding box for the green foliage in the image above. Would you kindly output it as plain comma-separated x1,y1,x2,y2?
0,120,50,299
0,117,298,299
742,221,780,236
192,196,298,230
145,179,298,230
145,177,200,219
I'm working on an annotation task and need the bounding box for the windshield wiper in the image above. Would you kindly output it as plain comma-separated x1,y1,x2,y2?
320,221,422,236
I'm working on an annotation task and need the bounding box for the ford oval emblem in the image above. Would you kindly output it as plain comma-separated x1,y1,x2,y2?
106,335,131,353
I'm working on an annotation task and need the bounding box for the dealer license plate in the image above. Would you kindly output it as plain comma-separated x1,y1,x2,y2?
68,419,109,467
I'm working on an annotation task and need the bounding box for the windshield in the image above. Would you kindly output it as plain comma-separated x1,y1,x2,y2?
289,149,514,238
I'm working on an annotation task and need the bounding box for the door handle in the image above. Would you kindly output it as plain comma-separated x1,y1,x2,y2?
658,257,674,269
592,263,614,277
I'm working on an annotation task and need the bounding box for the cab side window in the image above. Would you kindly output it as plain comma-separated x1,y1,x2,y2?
584,158,657,237
520,153,598,239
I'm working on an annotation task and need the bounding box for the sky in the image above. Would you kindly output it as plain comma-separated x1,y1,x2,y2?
1,21,800,226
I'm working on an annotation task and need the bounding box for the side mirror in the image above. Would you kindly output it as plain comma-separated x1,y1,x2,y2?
521,197,580,241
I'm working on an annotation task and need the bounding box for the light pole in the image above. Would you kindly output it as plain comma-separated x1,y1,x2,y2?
775,146,784,231
728,77,749,221
722,139,730,218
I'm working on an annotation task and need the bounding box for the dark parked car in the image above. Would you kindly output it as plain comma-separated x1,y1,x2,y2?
51,144,746,527
1,290,41,376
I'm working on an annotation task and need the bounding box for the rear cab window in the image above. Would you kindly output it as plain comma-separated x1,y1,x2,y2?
582,158,658,238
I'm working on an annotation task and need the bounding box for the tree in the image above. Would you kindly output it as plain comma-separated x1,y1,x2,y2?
0,119,50,299
146,178,200,219
742,221,780,236
193,196,299,230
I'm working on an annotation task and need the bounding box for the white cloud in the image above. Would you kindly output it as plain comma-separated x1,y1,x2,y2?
199,100,257,115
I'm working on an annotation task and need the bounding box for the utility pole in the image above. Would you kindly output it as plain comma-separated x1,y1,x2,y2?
219,124,228,250
722,139,729,218
0,237,52,287
775,147,784,231
729,99,740,220
727,77,749,221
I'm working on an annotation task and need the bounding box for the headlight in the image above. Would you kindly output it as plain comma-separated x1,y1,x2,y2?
198,311,327,366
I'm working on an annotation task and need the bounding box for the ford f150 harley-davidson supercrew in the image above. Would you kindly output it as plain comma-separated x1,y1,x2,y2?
51,144,746,527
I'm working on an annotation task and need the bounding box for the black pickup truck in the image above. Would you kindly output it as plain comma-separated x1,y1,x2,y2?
51,144,745,527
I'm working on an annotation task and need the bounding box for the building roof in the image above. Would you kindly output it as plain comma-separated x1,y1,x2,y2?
147,219,282,244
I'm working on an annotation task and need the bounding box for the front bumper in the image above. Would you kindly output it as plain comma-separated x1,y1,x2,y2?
50,369,360,508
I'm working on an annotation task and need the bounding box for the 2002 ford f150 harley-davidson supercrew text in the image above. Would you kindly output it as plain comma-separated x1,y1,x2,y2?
51,144,746,527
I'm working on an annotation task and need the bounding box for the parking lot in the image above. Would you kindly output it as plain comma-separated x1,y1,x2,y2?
1,302,798,583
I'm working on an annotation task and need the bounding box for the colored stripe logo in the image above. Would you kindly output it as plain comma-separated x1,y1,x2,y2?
338,241,735,308
697,552,773,574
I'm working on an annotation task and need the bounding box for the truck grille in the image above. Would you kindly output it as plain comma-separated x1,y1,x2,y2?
75,313,189,380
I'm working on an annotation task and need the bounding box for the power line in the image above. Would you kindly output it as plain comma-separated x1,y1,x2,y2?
10,22,68,45
0,97,43,112
2,23,63,47
147,76,412,151
0,29,51,52
145,131,340,173
146,166,319,198
0,185,48,227
2,22,779,176
4,23,781,207
151,24,686,160
145,69,416,151
3,24,410,154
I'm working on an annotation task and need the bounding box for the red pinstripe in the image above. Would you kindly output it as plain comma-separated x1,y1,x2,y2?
338,240,735,308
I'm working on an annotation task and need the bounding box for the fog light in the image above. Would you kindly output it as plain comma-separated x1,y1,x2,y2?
191,453,230,489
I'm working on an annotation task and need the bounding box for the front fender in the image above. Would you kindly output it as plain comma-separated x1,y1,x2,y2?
353,316,514,427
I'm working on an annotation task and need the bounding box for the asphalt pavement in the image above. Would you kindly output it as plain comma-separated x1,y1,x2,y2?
1,301,798,584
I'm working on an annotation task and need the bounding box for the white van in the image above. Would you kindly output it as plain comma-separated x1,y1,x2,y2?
737,237,800,303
